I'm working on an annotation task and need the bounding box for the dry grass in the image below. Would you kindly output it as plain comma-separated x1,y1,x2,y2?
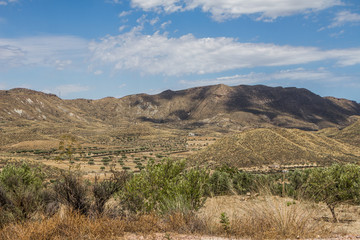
1,196,359,239
0,208,206,240
0,210,126,240
198,195,330,239
230,197,328,239
191,127,360,168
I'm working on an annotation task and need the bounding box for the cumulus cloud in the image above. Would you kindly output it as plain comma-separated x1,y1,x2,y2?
180,68,353,87
0,36,88,70
329,11,360,28
130,0,342,21
89,32,360,76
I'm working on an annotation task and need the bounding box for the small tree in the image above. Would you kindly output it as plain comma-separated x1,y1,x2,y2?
303,164,360,222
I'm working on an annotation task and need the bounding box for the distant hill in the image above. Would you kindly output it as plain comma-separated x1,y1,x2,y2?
1,84,360,128
318,117,360,147
190,127,360,168
1,84,360,146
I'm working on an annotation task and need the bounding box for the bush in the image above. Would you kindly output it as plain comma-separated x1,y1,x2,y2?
209,170,232,196
119,159,209,214
232,171,256,195
92,171,130,215
0,163,45,220
285,169,311,198
53,171,90,215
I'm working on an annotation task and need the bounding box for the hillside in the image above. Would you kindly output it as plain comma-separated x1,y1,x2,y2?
1,84,360,146
190,127,360,169
73,84,360,130
318,117,360,147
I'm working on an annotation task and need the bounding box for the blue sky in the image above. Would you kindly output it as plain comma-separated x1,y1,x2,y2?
0,0,360,101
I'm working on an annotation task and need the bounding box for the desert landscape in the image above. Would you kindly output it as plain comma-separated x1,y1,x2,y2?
1,85,360,239
1,0,360,239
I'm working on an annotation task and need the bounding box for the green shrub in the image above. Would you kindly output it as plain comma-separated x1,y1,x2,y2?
232,171,256,195
285,169,312,198
209,170,232,196
119,159,209,214
0,163,45,220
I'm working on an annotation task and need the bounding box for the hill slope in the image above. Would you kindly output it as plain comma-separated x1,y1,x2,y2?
2,85,360,128
318,117,360,147
190,127,360,168
1,84,360,146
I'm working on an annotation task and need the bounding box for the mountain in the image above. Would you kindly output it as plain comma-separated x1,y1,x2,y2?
1,85,360,146
190,126,360,169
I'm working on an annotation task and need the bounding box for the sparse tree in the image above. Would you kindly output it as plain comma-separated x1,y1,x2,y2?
302,164,360,222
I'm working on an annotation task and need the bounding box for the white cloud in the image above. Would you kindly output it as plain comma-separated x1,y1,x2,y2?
0,0,17,6
53,59,72,70
329,11,360,28
130,0,342,21
89,32,360,76
180,68,353,87
107,0,122,4
180,73,266,86
0,36,88,70
0,45,25,67
43,84,90,97
329,30,345,38
150,17,159,25
118,25,127,32
161,20,172,29
94,70,103,75
118,10,132,17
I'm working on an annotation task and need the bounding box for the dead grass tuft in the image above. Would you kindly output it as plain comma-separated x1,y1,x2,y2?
163,211,206,234
199,195,330,239
230,196,329,239
0,210,126,240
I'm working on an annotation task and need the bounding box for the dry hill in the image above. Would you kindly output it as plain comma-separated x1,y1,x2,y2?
318,117,360,147
1,84,360,147
190,127,360,169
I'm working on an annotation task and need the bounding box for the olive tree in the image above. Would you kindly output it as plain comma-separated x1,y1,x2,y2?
302,164,360,222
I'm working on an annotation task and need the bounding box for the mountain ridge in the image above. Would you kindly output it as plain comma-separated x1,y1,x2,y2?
1,84,360,139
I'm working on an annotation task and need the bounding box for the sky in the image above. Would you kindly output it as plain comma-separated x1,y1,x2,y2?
0,0,360,101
